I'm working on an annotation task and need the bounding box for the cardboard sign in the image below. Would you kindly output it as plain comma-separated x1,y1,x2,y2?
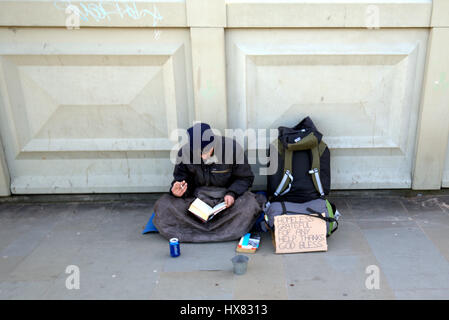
274,214,327,254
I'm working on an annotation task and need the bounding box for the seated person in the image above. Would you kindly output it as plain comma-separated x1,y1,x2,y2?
153,123,265,242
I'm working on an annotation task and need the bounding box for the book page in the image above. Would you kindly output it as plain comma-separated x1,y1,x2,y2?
188,205,210,221
211,202,226,214
190,198,213,215
188,198,227,222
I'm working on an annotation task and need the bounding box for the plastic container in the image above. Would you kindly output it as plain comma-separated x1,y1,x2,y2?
231,255,249,275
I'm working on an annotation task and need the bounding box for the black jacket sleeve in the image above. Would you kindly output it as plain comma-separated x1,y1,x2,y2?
170,162,197,198
225,142,254,198
225,163,254,198
169,148,195,197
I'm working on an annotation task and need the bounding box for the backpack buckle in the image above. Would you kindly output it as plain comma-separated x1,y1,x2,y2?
274,170,293,196
309,168,325,197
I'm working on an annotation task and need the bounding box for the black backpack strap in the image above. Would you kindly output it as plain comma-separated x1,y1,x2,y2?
305,207,339,237
281,201,287,215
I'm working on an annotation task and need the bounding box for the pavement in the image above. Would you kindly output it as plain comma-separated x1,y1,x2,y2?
0,190,449,300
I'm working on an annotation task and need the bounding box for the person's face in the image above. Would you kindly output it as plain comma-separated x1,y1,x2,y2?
201,147,214,161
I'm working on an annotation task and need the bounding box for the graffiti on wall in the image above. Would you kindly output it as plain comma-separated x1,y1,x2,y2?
54,0,163,38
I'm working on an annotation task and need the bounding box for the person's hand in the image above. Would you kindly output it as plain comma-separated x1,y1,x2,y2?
171,180,187,197
224,194,235,208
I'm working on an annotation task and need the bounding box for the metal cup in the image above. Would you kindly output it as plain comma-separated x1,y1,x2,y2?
231,255,249,275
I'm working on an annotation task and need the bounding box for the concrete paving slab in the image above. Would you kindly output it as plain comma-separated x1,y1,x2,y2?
401,197,449,228
283,253,395,299
0,256,25,281
1,191,449,300
93,203,157,243
326,220,373,256
163,240,237,272
0,227,24,254
439,196,449,213
347,197,410,221
409,195,449,213
394,288,449,300
361,224,449,292
7,240,82,282
43,238,166,299
0,218,56,258
44,266,158,300
150,271,234,300
39,203,117,249
419,225,449,263
0,203,27,220
356,220,417,230
401,196,448,214
54,202,111,231
112,201,155,215
0,203,69,256
232,253,287,300
0,280,53,300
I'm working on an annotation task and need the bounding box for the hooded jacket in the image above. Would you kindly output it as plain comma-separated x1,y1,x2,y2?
169,135,254,199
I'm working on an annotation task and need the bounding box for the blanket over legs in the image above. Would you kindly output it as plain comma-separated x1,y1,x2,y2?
153,191,265,242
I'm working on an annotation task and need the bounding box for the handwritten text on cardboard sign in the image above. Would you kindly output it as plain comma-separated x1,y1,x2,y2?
274,214,327,253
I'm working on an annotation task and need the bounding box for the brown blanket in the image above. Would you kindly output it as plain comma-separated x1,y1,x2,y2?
153,191,266,243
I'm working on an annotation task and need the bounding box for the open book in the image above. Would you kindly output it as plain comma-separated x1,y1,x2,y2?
188,198,227,223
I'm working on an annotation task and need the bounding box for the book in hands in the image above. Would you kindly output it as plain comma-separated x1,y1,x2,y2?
188,198,227,223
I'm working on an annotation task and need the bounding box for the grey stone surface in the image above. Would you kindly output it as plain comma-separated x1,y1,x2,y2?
163,241,236,273
1,191,449,299
0,280,53,300
420,226,449,263
347,197,410,221
43,239,165,299
233,244,288,300
150,271,234,300
284,253,395,299
325,220,373,256
361,224,449,292
394,288,449,300
440,196,449,213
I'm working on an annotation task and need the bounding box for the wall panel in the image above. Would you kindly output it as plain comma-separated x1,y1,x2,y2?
0,28,194,193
